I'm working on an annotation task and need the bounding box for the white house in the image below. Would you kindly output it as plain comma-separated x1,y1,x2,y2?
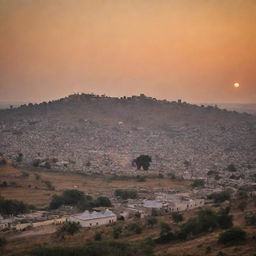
68,209,116,227
0,216,12,231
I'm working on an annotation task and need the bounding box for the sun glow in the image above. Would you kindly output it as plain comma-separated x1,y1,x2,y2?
234,82,240,88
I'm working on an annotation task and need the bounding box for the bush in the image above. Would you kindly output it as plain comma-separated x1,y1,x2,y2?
32,159,40,167
227,164,237,172
95,197,112,207
139,238,155,256
115,189,138,200
94,232,102,241
112,226,122,239
171,212,183,223
245,213,256,226
136,175,146,182
133,155,152,170
44,180,55,190
218,227,246,244
16,153,23,162
157,222,175,243
127,223,143,234
0,196,31,215
238,201,247,211
32,241,137,256
0,158,7,166
218,214,233,229
49,190,111,210
207,191,230,203
191,179,205,188
56,221,81,239
0,237,7,247
146,217,158,227
181,208,232,236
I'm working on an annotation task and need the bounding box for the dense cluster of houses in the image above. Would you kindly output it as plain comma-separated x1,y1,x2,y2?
0,93,255,179
0,190,208,232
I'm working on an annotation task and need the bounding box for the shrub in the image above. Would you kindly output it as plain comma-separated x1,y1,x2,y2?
16,153,23,162
136,175,146,182
181,208,231,236
115,189,138,200
0,196,31,215
95,196,111,207
245,213,256,226
44,180,55,190
191,179,205,188
218,227,246,244
0,237,7,247
112,226,122,239
238,201,247,211
207,191,230,203
94,232,102,241
32,241,137,256
218,214,233,229
127,223,143,234
227,164,237,172
133,155,152,170
157,222,175,243
49,190,111,210
146,217,158,227
171,212,183,223
56,221,81,239
0,158,7,166
32,159,40,167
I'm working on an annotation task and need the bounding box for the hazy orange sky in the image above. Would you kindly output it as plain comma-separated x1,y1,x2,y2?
0,0,256,103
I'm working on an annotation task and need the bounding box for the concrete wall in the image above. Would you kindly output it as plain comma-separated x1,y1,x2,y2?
169,199,205,212
69,216,116,228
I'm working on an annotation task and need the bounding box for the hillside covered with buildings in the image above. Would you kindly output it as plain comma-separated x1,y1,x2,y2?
0,93,255,178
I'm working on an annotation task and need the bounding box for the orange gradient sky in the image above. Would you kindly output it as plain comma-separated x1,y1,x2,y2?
0,0,256,103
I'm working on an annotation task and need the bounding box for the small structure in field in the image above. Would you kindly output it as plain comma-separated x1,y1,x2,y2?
69,209,116,227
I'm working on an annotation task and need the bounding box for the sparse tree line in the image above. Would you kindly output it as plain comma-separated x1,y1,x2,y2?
0,196,34,215
49,189,112,210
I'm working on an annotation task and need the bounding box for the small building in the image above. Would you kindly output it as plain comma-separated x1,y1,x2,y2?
69,209,116,228
0,216,12,231
143,200,162,209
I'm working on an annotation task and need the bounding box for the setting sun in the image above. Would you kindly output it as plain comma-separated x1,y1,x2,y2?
234,82,240,88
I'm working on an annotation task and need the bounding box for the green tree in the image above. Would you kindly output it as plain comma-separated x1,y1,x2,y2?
158,222,175,243
95,196,112,207
207,191,230,203
127,223,143,234
56,221,81,239
115,189,138,200
218,227,246,244
0,237,7,248
133,155,152,170
112,226,122,239
218,214,233,229
146,217,158,227
191,179,205,188
94,232,102,241
171,212,183,223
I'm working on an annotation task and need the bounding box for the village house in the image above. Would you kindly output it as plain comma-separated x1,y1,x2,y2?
68,209,116,227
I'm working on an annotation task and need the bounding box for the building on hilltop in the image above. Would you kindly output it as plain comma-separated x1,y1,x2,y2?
68,209,116,227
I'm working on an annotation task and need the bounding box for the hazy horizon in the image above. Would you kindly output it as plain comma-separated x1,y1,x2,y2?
0,0,256,104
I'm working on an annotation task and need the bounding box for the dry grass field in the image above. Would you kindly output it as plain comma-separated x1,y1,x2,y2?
1,164,256,256
0,164,190,208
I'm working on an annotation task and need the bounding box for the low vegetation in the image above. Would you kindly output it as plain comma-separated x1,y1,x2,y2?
115,189,138,200
0,196,34,215
56,221,81,239
32,241,138,256
49,189,111,210
218,227,246,244
207,190,230,203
